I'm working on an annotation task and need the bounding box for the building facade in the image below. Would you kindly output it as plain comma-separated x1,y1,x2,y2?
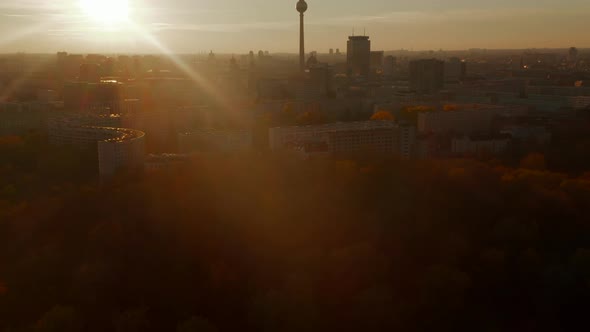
0,102,53,135
410,59,445,94
347,36,371,77
97,128,146,178
418,107,496,134
47,113,145,179
452,135,510,156
269,121,415,157
178,129,253,153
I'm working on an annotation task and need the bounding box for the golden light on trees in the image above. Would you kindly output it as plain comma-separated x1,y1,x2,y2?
370,111,395,121
520,153,547,171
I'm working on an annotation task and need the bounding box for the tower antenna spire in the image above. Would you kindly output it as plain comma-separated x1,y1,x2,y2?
296,0,308,72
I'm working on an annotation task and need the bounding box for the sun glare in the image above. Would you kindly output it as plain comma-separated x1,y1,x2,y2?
79,0,130,25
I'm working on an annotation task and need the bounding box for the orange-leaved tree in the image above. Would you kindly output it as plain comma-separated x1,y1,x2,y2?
370,111,395,121
520,153,547,170
0,280,7,295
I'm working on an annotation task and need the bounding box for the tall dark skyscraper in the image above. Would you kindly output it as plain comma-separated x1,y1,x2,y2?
347,35,371,77
296,0,308,72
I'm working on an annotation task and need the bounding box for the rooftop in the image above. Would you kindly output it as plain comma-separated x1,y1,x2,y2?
146,153,192,162
86,126,145,143
272,120,398,132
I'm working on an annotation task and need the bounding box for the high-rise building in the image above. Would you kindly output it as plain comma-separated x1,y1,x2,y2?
444,57,466,82
569,47,579,63
370,51,384,72
347,36,371,77
409,59,444,94
296,0,308,72
63,82,127,114
309,65,333,96
79,63,101,83
383,56,397,77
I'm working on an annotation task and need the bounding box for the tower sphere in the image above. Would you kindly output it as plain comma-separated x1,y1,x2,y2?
296,0,308,13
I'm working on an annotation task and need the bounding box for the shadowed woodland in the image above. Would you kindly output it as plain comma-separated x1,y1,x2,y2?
1,135,590,332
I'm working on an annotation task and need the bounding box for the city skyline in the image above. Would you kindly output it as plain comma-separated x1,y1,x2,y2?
0,0,589,54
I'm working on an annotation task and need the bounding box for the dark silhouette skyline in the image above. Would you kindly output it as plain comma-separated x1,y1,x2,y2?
0,0,589,53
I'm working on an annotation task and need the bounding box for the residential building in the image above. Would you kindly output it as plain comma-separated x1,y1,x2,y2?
145,153,192,173
452,134,510,156
178,129,253,153
269,121,415,157
418,106,497,134
98,128,146,178
410,59,444,94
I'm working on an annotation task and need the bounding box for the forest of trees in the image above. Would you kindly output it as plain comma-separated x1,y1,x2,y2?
2,133,590,331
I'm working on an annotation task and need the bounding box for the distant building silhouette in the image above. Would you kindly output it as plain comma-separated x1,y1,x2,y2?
296,0,308,72
370,51,384,73
347,36,371,77
569,47,579,64
444,57,466,82
79,63,101,83
383,56,397,77
409,59,444,94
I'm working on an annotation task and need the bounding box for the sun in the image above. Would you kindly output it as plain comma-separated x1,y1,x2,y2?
79,0,130,25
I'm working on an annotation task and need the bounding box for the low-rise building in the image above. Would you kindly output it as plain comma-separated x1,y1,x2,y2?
0,101,55,135
418,106,497,134
501,126,552,144
452,134,510,156
145,153,192,173
269,121,416,157
178,129,253,153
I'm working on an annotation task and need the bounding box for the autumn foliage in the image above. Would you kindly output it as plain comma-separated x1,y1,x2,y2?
370,111,395,121
2,150,590,331
520,152,547,170
443,104,459,111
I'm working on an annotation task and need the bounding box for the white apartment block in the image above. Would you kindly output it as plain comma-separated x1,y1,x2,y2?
269,121,415,157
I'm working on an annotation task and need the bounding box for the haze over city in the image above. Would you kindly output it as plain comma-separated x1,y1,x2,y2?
1,0,589,53
2,0,590,331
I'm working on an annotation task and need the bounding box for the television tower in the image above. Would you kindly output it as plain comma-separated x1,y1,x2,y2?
296,0,308,72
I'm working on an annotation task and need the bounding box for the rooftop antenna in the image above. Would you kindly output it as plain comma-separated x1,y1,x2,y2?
352,27,355,36
364,28,366,36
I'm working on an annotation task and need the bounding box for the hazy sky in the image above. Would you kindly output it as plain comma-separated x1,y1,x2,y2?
0,0,588,53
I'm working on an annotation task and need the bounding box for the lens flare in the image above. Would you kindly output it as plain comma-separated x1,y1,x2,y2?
79,0,130,25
